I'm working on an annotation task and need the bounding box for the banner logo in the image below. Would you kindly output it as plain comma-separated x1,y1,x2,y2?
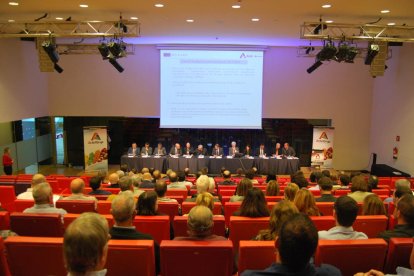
240,53,246,58
91,133,101,141
319,132,328,140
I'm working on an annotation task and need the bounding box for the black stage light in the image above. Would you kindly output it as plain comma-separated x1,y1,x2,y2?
334,44,349,62
316,42,337,61
365,44,379,65
345,47,358,63
54,63,63,73
109,58,124,73
307,60,323,74
98,43,111,60
305,46,315,54
313,23,327,34
42,41,59,63
108,42,126,59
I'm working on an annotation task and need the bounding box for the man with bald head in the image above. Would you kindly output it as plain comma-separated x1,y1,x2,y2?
23,182,67,217
108,173,120,188
139,172,155,188
167,171,187,189
17,173,61,204
170,143,182,156
107,176,135,202
62,178,97,209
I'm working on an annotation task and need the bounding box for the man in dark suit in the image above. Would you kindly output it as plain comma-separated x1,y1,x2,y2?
228,141,239,156
194,144,207,157
169,143,182,156
183,142,194,156
211,144,223,157
219,170,236,185
139,173,155,188
155,143,166,156
274,143,282,156
141,142,153,156
256,143,267,157
127,142,140,156
109,192,160,274
282,143,296,157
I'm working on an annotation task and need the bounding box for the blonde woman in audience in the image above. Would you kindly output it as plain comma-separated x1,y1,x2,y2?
294,189,321,216
254,200,299,241
362,194,386,216
195,192,215,212
230,178,253,202
284,183,299,202
266,180,280,196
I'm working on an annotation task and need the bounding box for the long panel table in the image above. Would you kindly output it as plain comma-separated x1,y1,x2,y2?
121,155,299,175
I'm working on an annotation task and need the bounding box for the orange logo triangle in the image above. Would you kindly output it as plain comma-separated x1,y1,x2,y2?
319,132,328,140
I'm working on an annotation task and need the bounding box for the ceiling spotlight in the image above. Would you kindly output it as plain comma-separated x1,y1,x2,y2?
42,41,59,63
365,43,380,65
387,22,396,26
344,46,358,63
79,4,88,8
232,0,241,8
322,4,331,8
307,61,323,74
56,17,63,20
251,18,260,22
8,19,15,22
334,44,349,62
130,17,138,20
54,63,63,73
186,19,194,23
325,20,333,23
8,2,19,6
154,3,164,7
98,43,112,60
109,58,124,73
381,10,390,14
316,41,337,61
108,42,126,58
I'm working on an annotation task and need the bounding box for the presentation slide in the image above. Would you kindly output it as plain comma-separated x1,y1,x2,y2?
160,50,263,129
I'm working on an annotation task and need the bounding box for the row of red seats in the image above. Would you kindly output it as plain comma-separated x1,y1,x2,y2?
1,235,411,276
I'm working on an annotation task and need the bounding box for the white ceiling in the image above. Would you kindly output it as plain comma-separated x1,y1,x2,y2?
2,0,414,46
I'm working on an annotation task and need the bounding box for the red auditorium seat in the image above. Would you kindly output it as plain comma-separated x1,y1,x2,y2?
56,200,96,213
5,236,155,276
315,239,388,276
316,202,335,216
14,199,34,212
48,180,60,194
160,240,233,276
238,241,275,274
0,211,10,230
10,213,64,237
384,237,413,274
224,202,241,226
94,195,110,200
173,216,226,237
310,216,336,231
372,189,391,196
217,186,236,193
167,195,184,205
157,201,180,220
353,215,388,238
221,196,231,204
63,214,114,230
378,177,391,187
13,180,31,195
229,216,270,249
165,189,188,200
334,189,350,196
97,200,112,215
133,216,170,243
181,201,222,215
0,186,16,212
0,237,11,276
388,215,397,230
309,189,321,196
219,189,236,196
267,202,276,212
265,196,284,202
102,187,120,194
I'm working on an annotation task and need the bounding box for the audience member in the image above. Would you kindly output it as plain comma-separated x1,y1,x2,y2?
265,180,280,196
17,173,60,204
254,200,299,241
294,189,320,216
315,177,336,202
362,194,386,216
23,182,67,217
107,176,134,202
233,187,270,217
130,175,145,197
108,173,120,188
384,179,412,203
294,176,309,189
220,170,236,185
242,214,341,276
152,170,162,182
245,169,258,184
338,174,351,189
139,173,154,188
62,178,97,209
319,196,367,240
321,170,331,178
284,183,299,202
136,191,160,216
89,176,111,195
177,170,193,188
115,170,125,179
309,171,323,184
348,175,373,202
230,178,253,202
154,180,177,203
167,171,187,189
367,175,379,191
195,192,215,212
186,175,211,202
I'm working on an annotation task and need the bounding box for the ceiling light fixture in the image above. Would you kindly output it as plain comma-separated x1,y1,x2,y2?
334,43,358,63
8,2,19,6
154,3,164,8
232,0,241,9
98,40,126,73
130,17,138,20
186,19,194,23
365,43,380,65
79,4,88,8
387,22,396,26
8,19,15,22
251,18,260,22
381,10,390,14
42,40,64,73
56,17,63,20
325,20,333,23
307,40,337,74
322,4,331,8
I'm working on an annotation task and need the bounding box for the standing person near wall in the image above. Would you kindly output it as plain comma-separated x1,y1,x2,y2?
2,147,13,175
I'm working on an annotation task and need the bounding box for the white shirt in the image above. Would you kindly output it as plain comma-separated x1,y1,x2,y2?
17,188,61,205
318,226,368,240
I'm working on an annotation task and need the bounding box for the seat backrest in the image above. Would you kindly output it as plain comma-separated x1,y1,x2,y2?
173,216,226,237
157,202,180,220
384,237,414,274
64,214,114,230
133,216,170,244
224,202,241,226
334,189,350,196
101,188,120,194
238,241,275,274
56,200,95,213
219,190,236,196
388,215,397,230
353,215,388,238
0,237,11,276
315,202,335,216
315,239,388,276
5,236,66,276
14,199,35,212
0,211,10,230
106,239,155,276
160,240,233,276
181,202,223,215
165,189,188,200
229,216,270,249
265,196,284,202
310,216,336,231
372,189,390,196
0,186,16,212
97,200,112,215
10,212,63,237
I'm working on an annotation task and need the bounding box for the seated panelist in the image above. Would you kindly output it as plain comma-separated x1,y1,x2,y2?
128,142,140,156
211,144,223,157
141,142,153,156
155,143,166,156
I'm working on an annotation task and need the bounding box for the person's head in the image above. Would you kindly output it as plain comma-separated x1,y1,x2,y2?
231,141,236,147
200,167,208,175
277,214,318,271
362,194,386,216
154,180,168,198
283,143,289,149
367,175,379,190
137,191,158,216
239,187,270,217
120,164,128,173
236,168,244,176
70,178,85,194
175,143,181,149
131,142,137,149
214,144,220,149
245,170,255,180
32,182,53,204
168,171,178,183
245,145,251,150
284,183,299,201
208,178,215,193
294,189,319,216
116,170,125,179
157,143,163,149
260,144,264,149
267,175,277,182
195,192,214,211
108,173,119,185
293,177,309,189
111,191,136,225
3,147,10,155
334,196,359,227
184,167,190,176
187,206,214,238
394,179,412,201
142,168,150,174
266,180,280,196
118,176,133,192
185,142,190,148
351,175,369,192
223,170,231,179
236,178,253,197
396,194,414,226
130,175,140,188
275,143,281,149
197,144,203,151
309,171,323,183
321,170,331,178
152,170,161,180
177,171,186,182
142,172,152,181
144,142,150,148
318,177,333,193
89,176,103,191
31,173,46,187
195,175,210,194
339,174,350,186
257,200,299,240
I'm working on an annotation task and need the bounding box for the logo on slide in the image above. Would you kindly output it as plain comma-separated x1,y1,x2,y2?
240,53,246,58
163,53,171,57
91,133,101,141
319,132,329,140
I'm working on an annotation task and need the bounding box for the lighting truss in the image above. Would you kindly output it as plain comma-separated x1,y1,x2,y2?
301,22,414,43
0,20,140,38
